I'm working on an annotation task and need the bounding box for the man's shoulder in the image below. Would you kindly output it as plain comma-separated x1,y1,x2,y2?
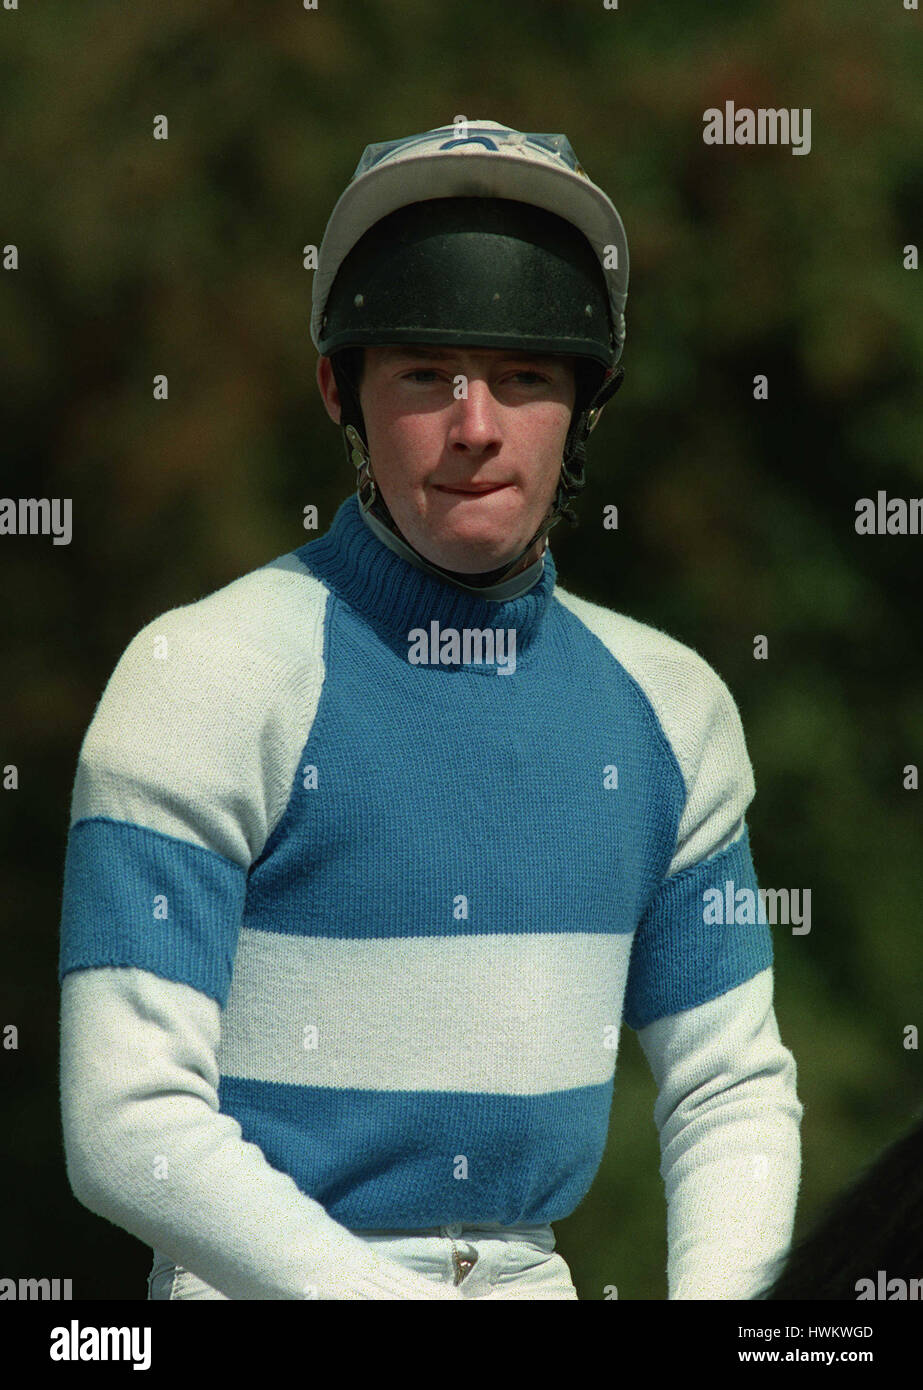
91,549,331,732
73,551,332,866
553,582,732,707
553,582,754,837
130,550,330,664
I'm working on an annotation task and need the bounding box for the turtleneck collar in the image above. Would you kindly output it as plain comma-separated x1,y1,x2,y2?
296,492,557,662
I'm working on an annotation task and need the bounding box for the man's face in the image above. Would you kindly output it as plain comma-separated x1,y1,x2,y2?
317,346,576,576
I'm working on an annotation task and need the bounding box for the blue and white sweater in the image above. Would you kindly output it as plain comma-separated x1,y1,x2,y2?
58,491,802,1299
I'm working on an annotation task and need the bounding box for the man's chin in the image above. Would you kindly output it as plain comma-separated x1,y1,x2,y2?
406,513,553,576
390,502,548,577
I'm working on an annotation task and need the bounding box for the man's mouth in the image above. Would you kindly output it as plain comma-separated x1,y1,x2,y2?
433,483,510,496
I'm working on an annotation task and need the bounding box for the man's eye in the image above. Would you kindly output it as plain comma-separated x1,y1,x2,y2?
401,369,551,386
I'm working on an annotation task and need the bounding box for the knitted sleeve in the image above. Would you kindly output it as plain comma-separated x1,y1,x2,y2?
57,570,460,1300
549,589,804,1297
623,654,803,1299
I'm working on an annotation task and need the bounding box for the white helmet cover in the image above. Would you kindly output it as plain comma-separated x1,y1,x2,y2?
310,119,629,365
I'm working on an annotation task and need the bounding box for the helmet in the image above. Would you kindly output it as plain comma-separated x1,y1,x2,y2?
311,119,629,591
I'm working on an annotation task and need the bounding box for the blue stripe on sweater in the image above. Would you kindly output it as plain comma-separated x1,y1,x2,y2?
218,1073,614,1228
623,826,772,1031
58,817,245,1004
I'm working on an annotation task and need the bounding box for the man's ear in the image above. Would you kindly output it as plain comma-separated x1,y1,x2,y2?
316,355,342,425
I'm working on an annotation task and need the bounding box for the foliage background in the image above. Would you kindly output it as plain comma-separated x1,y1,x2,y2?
1,0,920,1302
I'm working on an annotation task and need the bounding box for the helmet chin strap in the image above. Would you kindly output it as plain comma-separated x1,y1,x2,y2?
357,495,548,601
333,357,624,592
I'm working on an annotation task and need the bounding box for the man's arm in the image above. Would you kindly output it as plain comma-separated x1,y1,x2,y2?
623,656,803,1299
58,586,460,1300
633,965,802,1299
60,965,460,1300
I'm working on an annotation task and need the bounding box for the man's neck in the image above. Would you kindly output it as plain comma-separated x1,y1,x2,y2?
357,499,548,602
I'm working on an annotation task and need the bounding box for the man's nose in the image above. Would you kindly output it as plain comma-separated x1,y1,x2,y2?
447,376,502,450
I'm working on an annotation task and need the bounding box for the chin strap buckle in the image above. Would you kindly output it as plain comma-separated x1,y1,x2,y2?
345,425,377,510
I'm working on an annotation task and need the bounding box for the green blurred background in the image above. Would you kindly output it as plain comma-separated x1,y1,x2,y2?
1,0,921,1301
